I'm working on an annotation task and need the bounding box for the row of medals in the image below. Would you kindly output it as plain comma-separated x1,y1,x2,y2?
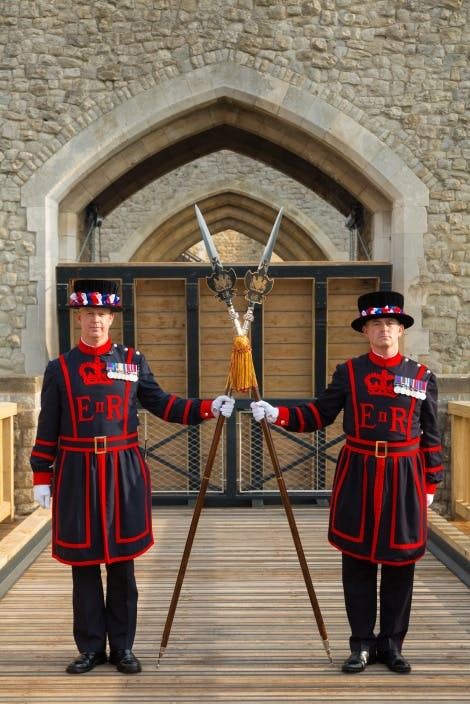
393,375,427,400
106,362,139,382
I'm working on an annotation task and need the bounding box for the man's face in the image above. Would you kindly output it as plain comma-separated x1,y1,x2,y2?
362,317,404,355
77,307,114,346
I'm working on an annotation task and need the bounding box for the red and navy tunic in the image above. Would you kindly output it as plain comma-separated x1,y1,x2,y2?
30,339,214,566
275,351,443,565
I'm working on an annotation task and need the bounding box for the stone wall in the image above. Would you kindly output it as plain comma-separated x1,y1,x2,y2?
0,1,469,513
433,375,470,517
100,151,349,261
0,377,43,516
1,0,468,374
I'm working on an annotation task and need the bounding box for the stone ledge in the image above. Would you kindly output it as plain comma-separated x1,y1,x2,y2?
0,508,51,599
427,510,470,588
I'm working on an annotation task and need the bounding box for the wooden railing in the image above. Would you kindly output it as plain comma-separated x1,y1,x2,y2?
0,402,17,522
449,401,470,521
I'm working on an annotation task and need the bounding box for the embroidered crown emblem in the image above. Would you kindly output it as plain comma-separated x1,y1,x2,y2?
364,370,396,398
79,358,113,386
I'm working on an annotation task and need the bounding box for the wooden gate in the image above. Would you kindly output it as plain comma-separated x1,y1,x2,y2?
57,263,392,505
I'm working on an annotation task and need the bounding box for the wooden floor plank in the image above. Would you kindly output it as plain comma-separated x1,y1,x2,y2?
0,507,469,703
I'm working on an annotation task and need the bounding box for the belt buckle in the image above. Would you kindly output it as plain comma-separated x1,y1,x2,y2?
375,440,387,458
94,436,107,454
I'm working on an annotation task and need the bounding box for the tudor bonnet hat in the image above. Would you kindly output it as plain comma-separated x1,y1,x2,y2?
68,279,122,310
351,290,414,332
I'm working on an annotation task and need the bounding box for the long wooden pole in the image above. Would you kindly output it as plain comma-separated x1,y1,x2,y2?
252,384,332,662
157,388,230,665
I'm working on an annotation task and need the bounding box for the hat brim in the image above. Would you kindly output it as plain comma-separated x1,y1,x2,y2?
67,304,122,311
351,312,414,332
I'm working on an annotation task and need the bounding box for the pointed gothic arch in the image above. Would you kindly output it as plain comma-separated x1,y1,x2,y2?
22,63,429,373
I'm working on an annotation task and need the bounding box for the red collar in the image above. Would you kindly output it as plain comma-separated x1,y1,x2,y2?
78,338,113,356
368,350,403,367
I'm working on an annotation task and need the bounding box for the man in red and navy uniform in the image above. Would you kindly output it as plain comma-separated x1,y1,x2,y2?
251,290,443,674
31,279,234,675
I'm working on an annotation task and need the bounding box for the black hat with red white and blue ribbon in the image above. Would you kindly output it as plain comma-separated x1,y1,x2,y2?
351,290,414,332
68,279,122,310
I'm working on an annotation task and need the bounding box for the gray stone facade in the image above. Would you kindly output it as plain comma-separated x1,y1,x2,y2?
0,1,469,513
101,151,349,261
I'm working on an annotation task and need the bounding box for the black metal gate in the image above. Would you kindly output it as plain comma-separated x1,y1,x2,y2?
57,262,392,505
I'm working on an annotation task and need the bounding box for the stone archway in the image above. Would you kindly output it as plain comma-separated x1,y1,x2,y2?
110,185,345,263
21,63,429,374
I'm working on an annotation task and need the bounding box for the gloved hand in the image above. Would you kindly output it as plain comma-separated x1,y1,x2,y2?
33,484,51,509
250,400,279,424
426,494,434,508
211,395,235,418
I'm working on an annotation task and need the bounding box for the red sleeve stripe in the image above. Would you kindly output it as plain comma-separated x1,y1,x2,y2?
33,471,53,485
182,400,192,425
59,354,77,436
31,450,55,461
36,438,57,447
295,407,305,433
420,445,442,453
425,465,443,473
163,395,177,421
308,403,323,429
346,359,359,436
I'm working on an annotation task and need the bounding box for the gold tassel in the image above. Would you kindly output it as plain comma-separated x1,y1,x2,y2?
227,335,257,392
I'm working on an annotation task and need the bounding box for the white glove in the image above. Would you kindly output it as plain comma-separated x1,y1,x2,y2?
250,400,279,424
211,395,235,418
33,484,51,509
426,494,434,508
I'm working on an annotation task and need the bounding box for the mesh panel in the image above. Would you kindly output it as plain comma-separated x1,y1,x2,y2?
139,411,225,494
238,410,343,494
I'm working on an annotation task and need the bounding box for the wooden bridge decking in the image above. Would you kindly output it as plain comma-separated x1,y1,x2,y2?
0,506,469,703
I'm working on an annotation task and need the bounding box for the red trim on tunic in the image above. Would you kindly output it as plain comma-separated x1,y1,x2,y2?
368,350,403,367
51,539,155,566
31,450,55,461
370,456,386,560
114,449,150,544
390,455,425,550
98,453,110,563
307,402,323,429
123,347,134,436
275,406,290,426
59,354,77,436
199,399,213,419
420,445,442,453
163,395,177,421
35,438,57,446
295,407,305,433
406,364,427,439
330,447,367,544
346,359,359,436
182,399,192,425
33,471,53,485
78,338,113,355
328,541,424,566
54,451,92,550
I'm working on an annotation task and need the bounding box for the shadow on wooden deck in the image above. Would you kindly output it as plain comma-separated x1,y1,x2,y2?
0,507,469,703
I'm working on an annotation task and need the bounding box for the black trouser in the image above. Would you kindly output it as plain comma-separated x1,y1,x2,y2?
71,560,138,653
342,554,415,654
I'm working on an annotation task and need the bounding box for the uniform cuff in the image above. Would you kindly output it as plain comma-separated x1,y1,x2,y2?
275,407,290,426
33,471,53,485
200,399,214,420
426,483,438,495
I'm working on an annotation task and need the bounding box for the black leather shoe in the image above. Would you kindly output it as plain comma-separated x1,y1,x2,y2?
342,649,374,673
66,651,107,674
109,649,142,674
377,649,411,673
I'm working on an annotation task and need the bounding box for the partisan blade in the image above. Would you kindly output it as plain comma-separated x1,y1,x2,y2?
258,207,284,271
195,204,222,269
